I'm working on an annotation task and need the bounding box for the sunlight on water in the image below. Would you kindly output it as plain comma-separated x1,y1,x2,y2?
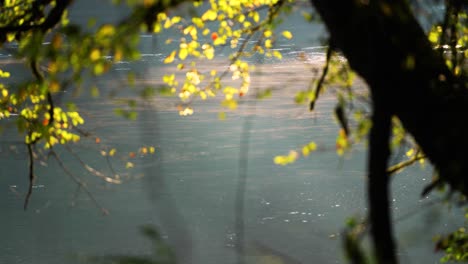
0,2,462,264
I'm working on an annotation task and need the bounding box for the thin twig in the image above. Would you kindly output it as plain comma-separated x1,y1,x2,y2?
394,197,446,223
310,44,333,111
24,143,35,210
105,154,119,180
387,153,426,175
64,144,122,184
50,149,109,215
0,0,74,35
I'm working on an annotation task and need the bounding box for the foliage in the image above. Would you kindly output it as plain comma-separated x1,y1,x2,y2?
437,226,468,262
156,0,295,116
421,1,468,261
0,0,468,263
0,0,295,209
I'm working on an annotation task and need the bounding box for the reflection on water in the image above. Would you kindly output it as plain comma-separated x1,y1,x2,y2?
0,3,463,264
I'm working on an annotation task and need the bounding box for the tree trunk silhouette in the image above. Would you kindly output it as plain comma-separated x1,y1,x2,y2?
309,0,467,262
368,98,396,263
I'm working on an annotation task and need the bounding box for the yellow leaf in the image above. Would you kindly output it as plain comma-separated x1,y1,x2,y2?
114,49,123,62
157,12,167,21
308,142,317,151
189,27,197,39
192,17,204,28
90,49,101,61
282,31,293,39
179,48,188,60
171,16,182,24
163,74,173,84
0,70,10,78
302,146,310,156
213,37,226,46
153,23,162,33
202,9,218,21
164,51,176,64
179,107,194,116
222,99,237,110
140,147,148,154
203,45,215,60
108,148,116,156
428,31,439,43
164,19,172,29
218,111,226,120
200,91,207,100
49,81,60,93
98,24,115,37
274,156,284,165
126,162,134,169
6,33,15,42
273,50,282,59
406,148,414,157
253,12,260,23
93,63,105,75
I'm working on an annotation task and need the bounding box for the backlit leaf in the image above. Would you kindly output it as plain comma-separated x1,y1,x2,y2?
164,51,176,64
282,30,293,39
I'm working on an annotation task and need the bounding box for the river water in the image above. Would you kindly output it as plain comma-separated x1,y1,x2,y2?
0,1,462,264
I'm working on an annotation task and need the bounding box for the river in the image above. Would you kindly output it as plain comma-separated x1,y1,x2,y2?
0,1,462,264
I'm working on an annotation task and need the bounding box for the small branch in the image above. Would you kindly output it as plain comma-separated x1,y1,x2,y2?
387,153,426,175
0,0,74,35
30,59,55,127
50,149,109,215
394,197,445,223
64,144,121,184
72,127,92,137
105,154,119,180
39,0,74,33
310,44,333,111
24,143,35,210
46,91,54,124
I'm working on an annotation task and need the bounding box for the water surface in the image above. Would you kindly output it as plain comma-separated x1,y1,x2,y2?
0,1,462,264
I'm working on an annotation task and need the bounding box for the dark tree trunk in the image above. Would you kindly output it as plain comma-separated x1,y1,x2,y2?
309,0,468,262
368,98,396,263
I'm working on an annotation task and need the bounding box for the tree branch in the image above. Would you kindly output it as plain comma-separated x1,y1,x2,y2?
24,143,35,210
387,152,425,175
50,149,109,215
0,0,74,35
309,0,468,195
310,44,333,111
